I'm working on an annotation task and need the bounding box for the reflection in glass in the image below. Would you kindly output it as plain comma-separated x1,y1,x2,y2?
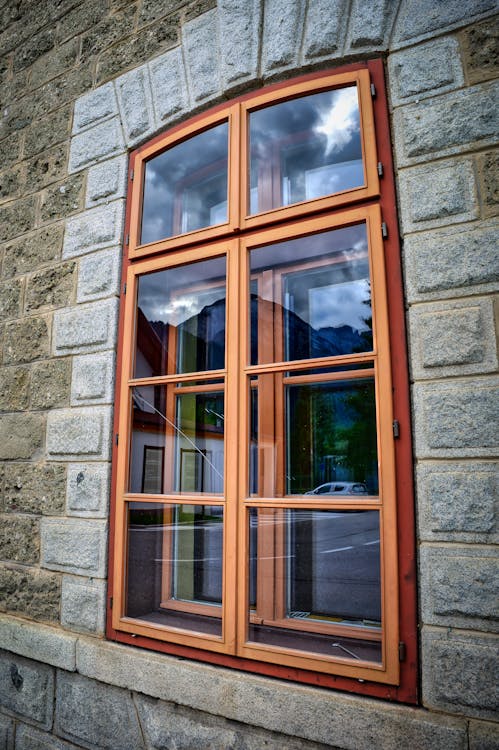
249,86,363,214
129,385,224,495
126,502,223,636
250,224,372,366
135,256,226,377
248,509,381,661
141,122,228,244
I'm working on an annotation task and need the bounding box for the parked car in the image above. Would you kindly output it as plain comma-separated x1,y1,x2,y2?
304,482,369,496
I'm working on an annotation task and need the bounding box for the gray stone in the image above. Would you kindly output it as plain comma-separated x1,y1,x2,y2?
73,82,118,133
0,196,36,243
30,38,79,89
218,0,261,89
116,66,155,146
57,0,109,44
23,105,72,159
416,462,498,543
55,672,145,750
419,545,499,632
183,9,221,103
392,0,496,46
262,0,305,72
31,358,72,410
413,377,499,457
76,247,121,302
478,149,499,216
69,117,126,173
0,366,29,411
393,81,499,165
53,299,119,355
3,316,50,364
461,17,499,85
149,47,190,124
71,351,115,405
41,518,107,577
39,174,85,224
388,37,465,106
0,414,45,460
66,462,110,517
61,576,107,634
347,0,398,50
0,650,54,729
25,144,68,194
2,224,64,278
85,154,128,207
422,628,499,720
25,262,76,312
0,515,39,564
1,462,66,516
469,720,499,750
398,158,478,232
0,614,76,670
46,406,112,460
13,25,55,72
63,201,125,259
0,713,13,750
404,220,499,302
302,0,347,60
0,132,21,169
15,724,82,750
0,278,22,320
0,564,60,622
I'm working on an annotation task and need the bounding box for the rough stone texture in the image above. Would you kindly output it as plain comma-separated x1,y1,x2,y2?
76,247,121,302
0,414,45,460
478,149,499,216
1,224,64,278
66,463,110,518
0,462,66,516
183,9,221,103
347,0,397,51
0,714,14,750
62,201,125,259
69,117,125,172
469,720,499,749
116,66,155,145
218,0,261,89
25,262,76,312
149,46,190,124
0,515,39,564
23,105,72,159
30,39,79,90
3,316,51,366
0,196,36,242
0,366,29,412
262,0,305,72
39,174,85,224
422,628,499,721
55,672,146,750
85,154,128,207
0,565,60,622
419,545,499,632
72,82,118,133
0,615,76,670
15,724,83,750
25,144,68,194
31,359,72,410
460,17,499,84
53,299,119,355
71,351,115,405
0,278,23,320
61,576,107,635
0,650,54,729
416,462,498,544
46,406,112,460
41,518,107,577
392,0,496,46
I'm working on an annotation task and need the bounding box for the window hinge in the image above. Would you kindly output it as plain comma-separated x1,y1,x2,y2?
370,82,376,98
123,282,127,295
399,642,406,662
393,419,400,438
381,222,388,239
130,168,134,181
109,597,113,609
125,233,129,246
377,161,384,177
115,433,119,446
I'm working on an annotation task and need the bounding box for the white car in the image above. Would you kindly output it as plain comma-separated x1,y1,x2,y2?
304,482,369,496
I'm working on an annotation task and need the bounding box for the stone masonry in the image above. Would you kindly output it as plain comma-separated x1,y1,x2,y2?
0,1,498,748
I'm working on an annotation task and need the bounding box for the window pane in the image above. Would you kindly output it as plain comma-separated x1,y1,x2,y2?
249,86,363,214
129,384,224,495
248,508,381,662
141,122,228,244
135,256,226,377
126,502,223,636
249,225,372,366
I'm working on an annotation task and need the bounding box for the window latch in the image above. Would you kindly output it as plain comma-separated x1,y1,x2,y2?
381,222,388,239
377,162,384,177
370,82,376,98
393,420,400,438
399,642,406,662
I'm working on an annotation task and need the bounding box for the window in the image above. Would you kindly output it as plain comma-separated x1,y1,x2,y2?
110,61,417,699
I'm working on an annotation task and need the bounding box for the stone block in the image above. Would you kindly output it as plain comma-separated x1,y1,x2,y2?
262,0,305,73
218,0,260,89
15,724,82,750
419,545,499,632
13,25,55,72
388,37,464,106
61,575,107,634
25,262,76,312
0,366,29,411
408,297,498,379
58,0,109,44
53,298,119,355
39,174,85,224
398,157,477,232
76,247,121,302
62,201,125,259
0,564,60,622
2,224,64,278
0,514,39,564
138,0,182,26
461,17,499,84
72,82,118,133
31,358,72,410
0,132,21,169
0,414,45,460
0,196,36,242
30,38,79,89
41,518,107,577
149,47,190,125
392,0,496,46
393,81,498,165
71,351,115,405
24,105,72,159
66,462,110,517
183,9,221,103
416,462,498,543
413,377,499,458
85,154,128,207
0,714,13,750
1,462,66,515
0,278,22,320
30,66,93,120
0,614,76,670
0,164,23,203
3,316,50,364
69,117,125,173
403,220,499,302
55,672,145,749
469,720,499,750
346,0,398,51
0,650,54,729
478,149,499,216
46,406,112,460
116,66,155,146
422,628,499,720
26,144,68,194
80,4,138,65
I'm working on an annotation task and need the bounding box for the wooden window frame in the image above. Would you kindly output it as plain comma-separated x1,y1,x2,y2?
108,59,418,703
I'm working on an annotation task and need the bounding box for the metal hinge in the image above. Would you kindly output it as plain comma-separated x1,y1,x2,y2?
115,433,119,446
109,597,113,609
393,420,400,438
125,233,129,246
123,282,127,295
370,82,376,98
381,222,388,239
377,161,384,177
399,642,406,662
130,169,134,181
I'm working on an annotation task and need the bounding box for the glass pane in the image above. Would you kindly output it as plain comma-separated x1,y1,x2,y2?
141,122,229,244
126,502,223,636
129,384,224,495
249,224,372,366
248,508,381,662
249,86,363,214
135,256,226,377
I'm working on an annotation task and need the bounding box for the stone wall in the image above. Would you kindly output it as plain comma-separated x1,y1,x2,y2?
0,1,498,748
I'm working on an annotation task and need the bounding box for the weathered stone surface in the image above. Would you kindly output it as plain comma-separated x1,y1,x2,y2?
66,462,110,517
0,366,29,412
0,414,45,460
347,0,397,50
73,82,118,133
61,575,106,634
460,17,499,84
80,4,138,65
63,201,125,259
0,564,60,622
76,247,121,302
218,0,260,89
393,0,496,45
422,628,499,720
53,299,119,355
0,196,36,242
183,9,221,102
0,650,54,728
2,224,64,278
69,117,125,173
0,614,76,670
416,462,498,543
29,66,93,121
25,262,75,312
0,132,21,169
0,514,39,564
13,25,55,72
469,719,499,750
0,278,22,320
15,724,82,750
478,149,499,216
41,518,107,577
0,164,23,202
55,672,145,749
138,0,184,26
1,462,66,515
262,0,305,72
149,47,190,124
25,144,69,194
31,358,72,410
420,545,499,632
24,105,72,159
3,316,50,364
57,0,109,44
39,174,85,223
116,66,155,145
46,406,112,460
85,154,127,207
30,38,79,89
71,351,115,405
0,713,13,750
